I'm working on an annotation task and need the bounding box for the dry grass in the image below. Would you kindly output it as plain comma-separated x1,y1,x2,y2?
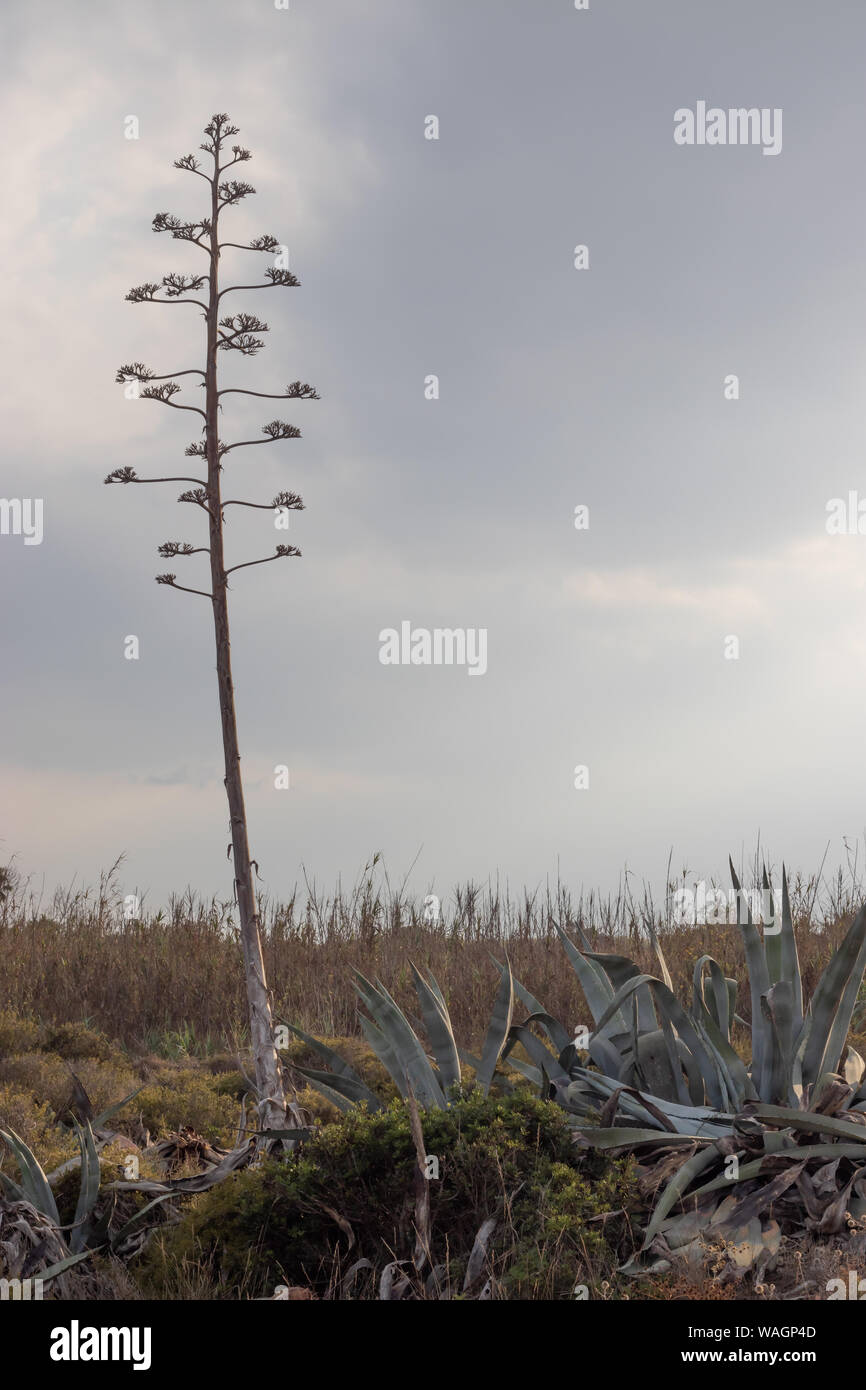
0,855,863,1058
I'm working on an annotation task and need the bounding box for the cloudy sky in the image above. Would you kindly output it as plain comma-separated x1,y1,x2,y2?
3,0,866,912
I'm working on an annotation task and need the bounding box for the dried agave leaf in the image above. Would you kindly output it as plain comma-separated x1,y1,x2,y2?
463,1217,497,1292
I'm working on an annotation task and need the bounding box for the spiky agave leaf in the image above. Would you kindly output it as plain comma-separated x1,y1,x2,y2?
279,1022,384,1111
0,1128,61,1227
475,959,514,1097
798,902,866,1088
352,971,446,1108
408,963,461,1093
67,1122,102,1255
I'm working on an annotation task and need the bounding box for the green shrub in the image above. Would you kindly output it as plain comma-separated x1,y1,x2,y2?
133,1070,239,1144
37,1021,115,1062
140,1088,637,1299
500,1158,638,1298
209,1069,248,1101
0,1053,138,1123
0,1083,79,1175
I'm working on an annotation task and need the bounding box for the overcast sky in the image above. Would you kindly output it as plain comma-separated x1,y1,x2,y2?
3,0,866,912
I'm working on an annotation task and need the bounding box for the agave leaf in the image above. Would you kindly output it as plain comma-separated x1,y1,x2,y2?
280,1022,371,1088
88,1188,118,1246
809,1073,851,1112
640,1142,719,1250
689,1143,866,1199
110,1191,177,1249
656,1012,692,1106
504,1024,568,1085
409,963,461,1092
588,1033,628,1079
475,959,514,1095
567,1067,732,1124
507,1012,577,1083
609,1085,679,1133
693,956,732,1041
815,1163,866,1235
762,867,783,986
844,1046,866,1088
623,993,641,1087
0,1171,29,1204
588,972,658,1041
762,981,795,1106
630,1030,684,1104
38,1248,95,1284
456,1045,514,1092
657,1206,709,1251
583,951,657,1034
565,1080,685,1132
0,1128,60,1227
726,977,738,1028
357,1011,406,1094
554,924,628,1040
379,1260,410,1301
720,1216,782,1272
354,972,445,1108
690,1016,738,1113
371,975,449,1104
750,1104,866,1143
519,1011,574,1047
290,1063,383,1112
577,1127,701,1150
780,867,803,1031
791,1012,813,1103
729,858,772,1096
591,973,729,1110
342,1257,375,1298
496,964,571,1054
691,988,756,1108
69,1121,102,1254
354,978,410,1089
92,1086,144,1130
646,917,674,991
807,903,866,1084
718,1162,805,1231
463,1217,497,1292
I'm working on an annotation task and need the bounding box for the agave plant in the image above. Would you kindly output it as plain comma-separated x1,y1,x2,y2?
0,1066,255,1284
290,859,866,1280
510,861,866,1276
285,962,516,1111
0,1120,170,1285
519,864,865,1133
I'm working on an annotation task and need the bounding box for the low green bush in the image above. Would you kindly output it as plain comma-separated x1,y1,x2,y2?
140,1088,637,1299
133,1070,239,1145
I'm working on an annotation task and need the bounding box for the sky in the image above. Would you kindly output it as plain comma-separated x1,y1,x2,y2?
3,0,866,914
